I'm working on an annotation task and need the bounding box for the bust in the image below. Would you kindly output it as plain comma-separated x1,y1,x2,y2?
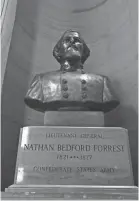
24,30,120,113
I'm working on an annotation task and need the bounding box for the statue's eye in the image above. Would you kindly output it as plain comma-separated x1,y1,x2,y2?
65,37,70,43
74,38,80,43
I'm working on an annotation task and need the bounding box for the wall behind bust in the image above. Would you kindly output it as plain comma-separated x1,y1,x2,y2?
1,0,41,191
1,0,138,190
1,0,17,85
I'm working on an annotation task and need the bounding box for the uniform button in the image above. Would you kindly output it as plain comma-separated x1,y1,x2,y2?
62,86,68,91
63,92,69,98
81,79,86,84
82,93,87,99
82,86,87,90
62,79,67,84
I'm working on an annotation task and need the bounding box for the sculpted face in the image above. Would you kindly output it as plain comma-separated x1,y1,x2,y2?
53,30,90,64
61,31,84,61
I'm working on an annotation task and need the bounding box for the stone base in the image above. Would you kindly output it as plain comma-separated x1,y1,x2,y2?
3,126,136,200
44,111,104,126
13,127,133,186
2,185,138,200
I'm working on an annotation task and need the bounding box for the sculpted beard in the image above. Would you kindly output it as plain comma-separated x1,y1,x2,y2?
63,44,83,61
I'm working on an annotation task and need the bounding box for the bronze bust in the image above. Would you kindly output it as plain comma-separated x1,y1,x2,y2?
24,30,119,113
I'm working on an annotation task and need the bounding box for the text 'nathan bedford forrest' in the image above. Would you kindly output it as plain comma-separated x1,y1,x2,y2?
24,144,124,152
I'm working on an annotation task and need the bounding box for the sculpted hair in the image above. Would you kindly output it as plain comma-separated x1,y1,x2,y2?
53,30,90,64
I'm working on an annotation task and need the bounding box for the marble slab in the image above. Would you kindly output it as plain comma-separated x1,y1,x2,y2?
14,127,133,186
4,185,138,200
44,111,104,126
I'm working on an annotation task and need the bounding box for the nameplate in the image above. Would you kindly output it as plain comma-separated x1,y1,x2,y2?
14,127,133,186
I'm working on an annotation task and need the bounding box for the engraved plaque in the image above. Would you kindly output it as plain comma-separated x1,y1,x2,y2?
14,127,133,186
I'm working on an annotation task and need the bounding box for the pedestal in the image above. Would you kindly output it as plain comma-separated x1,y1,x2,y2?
2,112,138,200
8,126,134,186
44,111,104,126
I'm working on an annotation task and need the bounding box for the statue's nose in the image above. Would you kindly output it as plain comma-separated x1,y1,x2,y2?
70,37,74,43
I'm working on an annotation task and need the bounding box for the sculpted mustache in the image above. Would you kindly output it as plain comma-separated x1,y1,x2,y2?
67,44,79,50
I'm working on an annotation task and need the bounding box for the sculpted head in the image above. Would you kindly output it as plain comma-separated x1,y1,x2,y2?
53,30,90,65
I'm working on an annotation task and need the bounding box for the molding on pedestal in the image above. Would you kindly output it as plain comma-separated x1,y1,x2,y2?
2,185,138,200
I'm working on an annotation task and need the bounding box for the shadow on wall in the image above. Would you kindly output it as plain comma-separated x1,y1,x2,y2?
1,0,41,191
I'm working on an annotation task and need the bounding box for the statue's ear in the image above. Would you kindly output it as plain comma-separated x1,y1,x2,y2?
53,39,62,63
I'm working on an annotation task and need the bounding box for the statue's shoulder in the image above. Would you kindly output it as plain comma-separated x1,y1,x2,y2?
89,73,104,81
36,70,60,81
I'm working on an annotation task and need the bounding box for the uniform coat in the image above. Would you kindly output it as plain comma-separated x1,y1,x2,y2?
24,70,119,113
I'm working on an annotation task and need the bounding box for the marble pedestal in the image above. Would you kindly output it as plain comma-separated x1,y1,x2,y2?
44,111,104,126
2,112,138,200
